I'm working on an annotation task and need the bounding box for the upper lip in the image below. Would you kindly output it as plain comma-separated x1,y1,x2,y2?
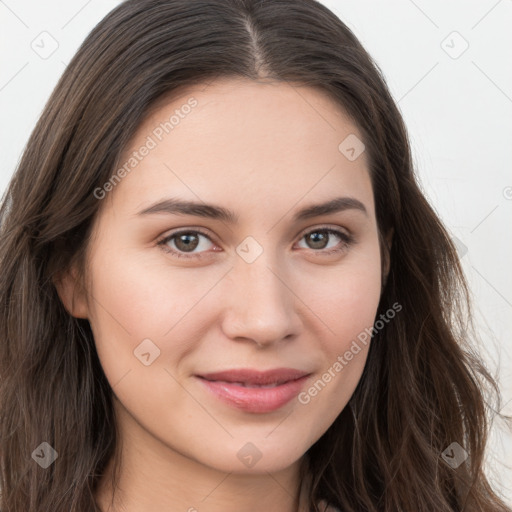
196,368,310,386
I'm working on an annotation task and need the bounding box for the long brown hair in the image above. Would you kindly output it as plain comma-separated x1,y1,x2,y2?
0,0,510,510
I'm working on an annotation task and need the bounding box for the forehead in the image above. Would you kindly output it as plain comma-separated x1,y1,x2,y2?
106,77,374,218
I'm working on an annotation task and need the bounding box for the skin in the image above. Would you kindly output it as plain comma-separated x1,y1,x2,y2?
56,77,386,512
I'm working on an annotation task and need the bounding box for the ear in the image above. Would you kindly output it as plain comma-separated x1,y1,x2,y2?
381,228,394,289
52,264,89,319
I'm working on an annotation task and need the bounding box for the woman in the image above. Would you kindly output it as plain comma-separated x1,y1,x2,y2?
0,0,510,511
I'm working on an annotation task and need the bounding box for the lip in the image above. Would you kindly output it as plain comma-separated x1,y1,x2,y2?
195,368,311,413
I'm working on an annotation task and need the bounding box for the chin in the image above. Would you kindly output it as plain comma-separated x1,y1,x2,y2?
188,435,309,475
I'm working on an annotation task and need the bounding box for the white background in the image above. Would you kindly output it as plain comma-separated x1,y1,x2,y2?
1,0,511,505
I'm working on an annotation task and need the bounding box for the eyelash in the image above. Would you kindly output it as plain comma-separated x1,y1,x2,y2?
157,226,354,260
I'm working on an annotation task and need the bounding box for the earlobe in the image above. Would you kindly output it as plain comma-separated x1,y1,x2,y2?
52,265,89,319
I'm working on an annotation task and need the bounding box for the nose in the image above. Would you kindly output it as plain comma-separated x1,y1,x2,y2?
220,254,301,348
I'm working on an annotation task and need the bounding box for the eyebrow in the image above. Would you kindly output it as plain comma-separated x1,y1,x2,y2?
137,196,368,223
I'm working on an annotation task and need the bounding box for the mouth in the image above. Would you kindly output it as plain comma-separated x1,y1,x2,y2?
195,368,311,413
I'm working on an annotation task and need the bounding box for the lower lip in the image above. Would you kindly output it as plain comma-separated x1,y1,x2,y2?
196,375,310,413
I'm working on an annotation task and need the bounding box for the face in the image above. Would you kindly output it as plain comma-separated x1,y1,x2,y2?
63,78,383,475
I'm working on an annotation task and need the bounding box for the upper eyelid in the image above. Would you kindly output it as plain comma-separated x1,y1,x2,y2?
158,227,214,244
296,224,351,238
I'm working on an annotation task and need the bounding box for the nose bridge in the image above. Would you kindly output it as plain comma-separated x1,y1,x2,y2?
240,252,286,304
235,233,286,299
220,242,299,344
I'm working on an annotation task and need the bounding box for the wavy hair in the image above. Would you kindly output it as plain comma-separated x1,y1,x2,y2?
0,0,510,510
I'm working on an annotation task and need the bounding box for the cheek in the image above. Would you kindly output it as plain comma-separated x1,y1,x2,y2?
303,241,383,345
85,253,207,426
87,247,220,337
85,245,244,406
296,242,382,406
84,251,191,383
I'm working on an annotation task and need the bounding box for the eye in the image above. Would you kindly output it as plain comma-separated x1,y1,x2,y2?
157,226,354,260
157,229,217,259
296,227,354,256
